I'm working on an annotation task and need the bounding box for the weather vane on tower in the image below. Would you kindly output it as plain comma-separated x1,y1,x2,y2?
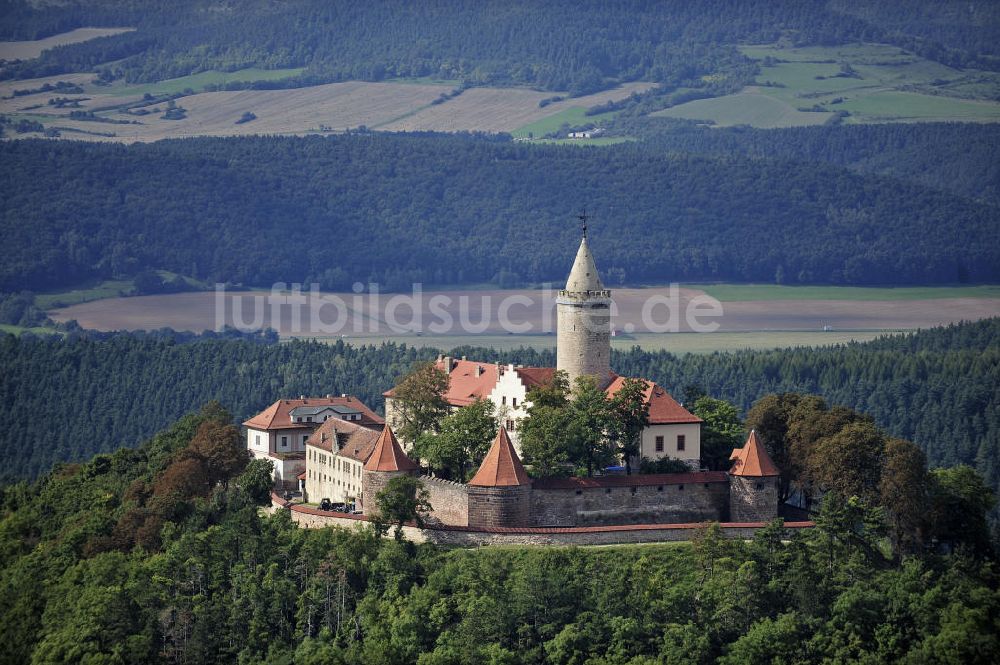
577,209,590,239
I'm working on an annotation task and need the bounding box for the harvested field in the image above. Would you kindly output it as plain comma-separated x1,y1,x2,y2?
2,79,653,142
33,80,455,142
0,28,134,61
48,286,1000,354
378,82,656,132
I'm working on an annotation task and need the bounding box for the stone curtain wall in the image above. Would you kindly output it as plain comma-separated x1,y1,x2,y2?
530,480,729,527
420,475,470,527
274,492,813,545
729,476,779,522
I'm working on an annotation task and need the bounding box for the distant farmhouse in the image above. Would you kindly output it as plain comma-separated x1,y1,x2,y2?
246,233,781,529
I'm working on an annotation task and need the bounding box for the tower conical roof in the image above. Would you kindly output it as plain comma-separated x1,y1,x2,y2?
565,236,604,292
729,430,780,477
364,425,419,472
469,427,530,486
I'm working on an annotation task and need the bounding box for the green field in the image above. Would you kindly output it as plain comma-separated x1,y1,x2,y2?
536,136,635,146
651,91,830,127
0,323,60,336
110,67,307,97
35,271,208,309
686,283,1000,302
652,43,1000,128
35,279,135,309
384,76,462,86
511,106,615,138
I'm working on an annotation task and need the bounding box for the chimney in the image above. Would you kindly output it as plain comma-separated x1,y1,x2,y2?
442,355,452,372
325,393,332,399
475,365,484,377
299,395,306,400
341,393,349,398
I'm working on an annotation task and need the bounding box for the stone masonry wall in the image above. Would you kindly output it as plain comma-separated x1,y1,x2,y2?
468,485,531,528
275,493,813,546
729,476,779,522
420,475,469,527
531,480,729,527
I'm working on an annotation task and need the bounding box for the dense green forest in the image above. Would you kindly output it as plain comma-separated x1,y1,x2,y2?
2,133,997,291
2,318,998,510
3,0,997,90
0,403,996,664
615,119,1000,206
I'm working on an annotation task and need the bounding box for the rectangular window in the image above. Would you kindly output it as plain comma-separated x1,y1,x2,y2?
501,396,507,405
512,397,518,408
655,436,664,452
281,436,288,447
255,434,261,447
677,435,686,451
307,416,313,422
302,435,309,446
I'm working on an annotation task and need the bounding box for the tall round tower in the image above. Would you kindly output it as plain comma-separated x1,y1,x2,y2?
557,231,612,389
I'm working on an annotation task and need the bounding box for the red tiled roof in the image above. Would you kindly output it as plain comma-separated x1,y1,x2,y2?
532,471,728,490
729,430,780,477
306,418,381,462
243,396,383,430
513,366,557,389
469,427,530,487
364,426,420,472
605,377,702,425
384,358,499,407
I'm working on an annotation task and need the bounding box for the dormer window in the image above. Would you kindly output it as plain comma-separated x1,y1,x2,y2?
307,416,313,422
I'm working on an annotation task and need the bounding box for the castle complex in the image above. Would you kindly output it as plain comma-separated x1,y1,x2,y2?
247,232,782,528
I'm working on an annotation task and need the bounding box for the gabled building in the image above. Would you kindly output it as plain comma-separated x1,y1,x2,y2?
304,417,382,506
606,377,703,466
244,394,383,489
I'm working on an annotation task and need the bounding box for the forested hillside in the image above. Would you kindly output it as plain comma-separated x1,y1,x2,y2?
3,319,998,506
4,0,996,90
2,134,997,291
618,119,1000,205
0,403,996,664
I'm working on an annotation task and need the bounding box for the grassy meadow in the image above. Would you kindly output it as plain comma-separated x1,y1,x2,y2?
653,43,1000,128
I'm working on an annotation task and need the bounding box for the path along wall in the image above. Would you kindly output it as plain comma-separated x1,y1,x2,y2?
271,494,813,546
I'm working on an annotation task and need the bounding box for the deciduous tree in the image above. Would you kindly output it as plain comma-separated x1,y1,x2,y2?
391,361,451,446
